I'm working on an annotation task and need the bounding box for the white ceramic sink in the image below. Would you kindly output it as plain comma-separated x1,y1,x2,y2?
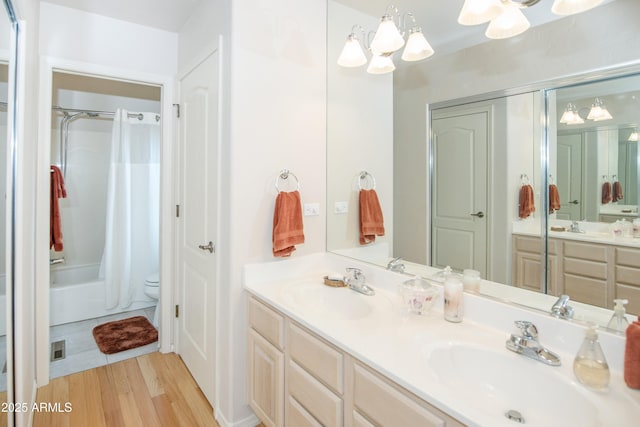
427,343,601,427
280,282,382,320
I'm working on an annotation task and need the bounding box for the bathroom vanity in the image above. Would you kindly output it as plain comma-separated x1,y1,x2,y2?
244,253,640,427
512,230,640,313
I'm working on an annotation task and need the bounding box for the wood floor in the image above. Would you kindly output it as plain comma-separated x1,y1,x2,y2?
33,352,219,427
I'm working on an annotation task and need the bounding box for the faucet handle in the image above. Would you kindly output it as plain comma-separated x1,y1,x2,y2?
345,267,363,279
514,321,538,339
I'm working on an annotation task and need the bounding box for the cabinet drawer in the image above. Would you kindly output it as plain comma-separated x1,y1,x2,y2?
563,241,607,262
616,265,640,287
353,410,375,427
287,360,343,427
514,236,542,254
286,395,322,427
288,322,344,394
616,284,640,315
249,296,284,350
616,247,640,268
352,363,447,427
564,258,608,280
563,274,607,307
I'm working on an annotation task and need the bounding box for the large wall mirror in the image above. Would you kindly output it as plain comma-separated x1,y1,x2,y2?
326,0,640,329
1,0,17,418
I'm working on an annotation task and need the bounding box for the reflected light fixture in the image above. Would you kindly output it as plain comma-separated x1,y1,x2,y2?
551,0,604,15
337,5,434,75
458,0,605,40
628,129,639,142
559,103,584,125
587,97,613,121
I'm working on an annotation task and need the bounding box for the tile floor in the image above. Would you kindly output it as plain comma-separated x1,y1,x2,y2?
49,306,158,379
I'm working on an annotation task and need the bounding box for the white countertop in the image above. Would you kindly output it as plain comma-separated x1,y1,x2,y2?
243,253,640,427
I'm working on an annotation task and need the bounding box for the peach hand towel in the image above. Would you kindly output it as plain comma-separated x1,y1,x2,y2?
549,184,561,213
624,320,640,389
50,165,67,252
518,184,535,219
272,190,305,257
613,181,624,202
602,181,612,204
359,189,385,245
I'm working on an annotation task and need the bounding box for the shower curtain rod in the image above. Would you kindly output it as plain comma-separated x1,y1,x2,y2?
52,105,160,121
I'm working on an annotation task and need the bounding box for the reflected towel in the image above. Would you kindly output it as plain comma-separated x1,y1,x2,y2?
359,189,385,245
602,181,612,204
272,190,305,257
613,181,624,202
518,184,535,219
624,321,640,389
50,165,67,252
549,184,561,213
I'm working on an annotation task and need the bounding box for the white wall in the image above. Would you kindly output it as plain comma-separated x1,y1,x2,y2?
228,0,327,425
326,1,393,255
393,0,640,268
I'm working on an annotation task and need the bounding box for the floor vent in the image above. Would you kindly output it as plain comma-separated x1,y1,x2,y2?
51,340,66,361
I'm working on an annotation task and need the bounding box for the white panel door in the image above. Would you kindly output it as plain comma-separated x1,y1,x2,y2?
557,134,583,221
432,111,488,276
177,50,220,405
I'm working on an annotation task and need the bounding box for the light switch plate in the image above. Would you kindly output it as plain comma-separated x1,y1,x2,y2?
334,201,348,214
303,203,320,216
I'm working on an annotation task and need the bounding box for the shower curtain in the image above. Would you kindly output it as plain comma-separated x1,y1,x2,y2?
100,109,160,309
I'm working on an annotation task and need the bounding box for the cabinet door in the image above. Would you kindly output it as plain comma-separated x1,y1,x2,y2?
248,329,284,427
286,395,323,427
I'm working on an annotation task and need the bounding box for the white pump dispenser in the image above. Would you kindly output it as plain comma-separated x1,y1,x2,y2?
607,299,630,332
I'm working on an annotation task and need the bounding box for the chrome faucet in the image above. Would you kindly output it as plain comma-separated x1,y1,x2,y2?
550,294,574,319
386,257,406,273
344,267,375,296
506,321,561,366
569,221,585,233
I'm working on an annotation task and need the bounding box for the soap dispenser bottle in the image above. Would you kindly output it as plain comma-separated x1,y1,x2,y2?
607,299,630,333
573,326,610,389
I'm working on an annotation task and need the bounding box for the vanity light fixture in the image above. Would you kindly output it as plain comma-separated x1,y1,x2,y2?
587,97,613,121
337,5,434,75
629,129,639,142
559,103,584,125
459,0,604,40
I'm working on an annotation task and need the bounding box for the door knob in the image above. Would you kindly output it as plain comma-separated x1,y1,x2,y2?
470,211,485,218
569,200,579,205
198,241,215,253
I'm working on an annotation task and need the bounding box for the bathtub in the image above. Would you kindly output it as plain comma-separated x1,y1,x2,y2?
50,263,156,326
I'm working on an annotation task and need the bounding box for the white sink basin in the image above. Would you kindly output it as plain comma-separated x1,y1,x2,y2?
280,282,381,320
427,343,601,427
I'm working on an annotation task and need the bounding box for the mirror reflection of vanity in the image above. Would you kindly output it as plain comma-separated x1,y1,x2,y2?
326,0,640,328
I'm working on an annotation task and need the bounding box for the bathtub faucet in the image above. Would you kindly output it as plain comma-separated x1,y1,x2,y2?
50,257,65,265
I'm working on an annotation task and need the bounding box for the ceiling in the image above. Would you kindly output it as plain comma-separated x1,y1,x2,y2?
41,0,203,32
42,0,616,53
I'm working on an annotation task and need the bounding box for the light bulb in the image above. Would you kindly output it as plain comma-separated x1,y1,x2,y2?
485,4,530,40
458,0,503,25
367,54,395,75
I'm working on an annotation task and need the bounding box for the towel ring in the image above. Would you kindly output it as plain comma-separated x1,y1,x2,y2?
520,174,530,185
358,171,376,190
275,169,300,192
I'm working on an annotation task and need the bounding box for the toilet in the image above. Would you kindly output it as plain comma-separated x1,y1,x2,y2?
144,272,160,326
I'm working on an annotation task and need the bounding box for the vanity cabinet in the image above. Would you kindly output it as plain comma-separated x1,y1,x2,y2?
512,235,558,294
512,234,640,313
247,295,466,427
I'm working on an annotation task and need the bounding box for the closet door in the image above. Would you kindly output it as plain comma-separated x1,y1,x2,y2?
431,108,488,277
177,49,220,406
